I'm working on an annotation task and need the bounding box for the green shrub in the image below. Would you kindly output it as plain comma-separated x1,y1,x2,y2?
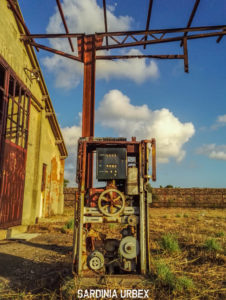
176,214,181,218
215,231,224,238
61,276,76,298
183,213,189,218
204,238,222,252
156,262,175,288
65,219,74,229
175,276,194,292
155,262,194,292
159,234,180,253
61,219,74,233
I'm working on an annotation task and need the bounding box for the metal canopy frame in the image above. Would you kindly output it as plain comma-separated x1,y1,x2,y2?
10,0,225,68
7,0,226,139
8,0,225,65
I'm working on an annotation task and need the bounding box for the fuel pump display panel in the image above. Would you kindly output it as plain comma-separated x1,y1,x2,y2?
73,137,156,279
96,147,127,180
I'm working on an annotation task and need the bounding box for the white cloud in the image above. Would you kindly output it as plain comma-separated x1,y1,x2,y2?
42,0,159,88
43,55,83,89
61,123,81,186
62,90,195,184
96,89,195,163
197,144,226,161
47,0,132,34
217,114,226,124
97,49,159,83
211,114,226,130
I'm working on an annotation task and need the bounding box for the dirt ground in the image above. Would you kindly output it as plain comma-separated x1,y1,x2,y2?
0,207,225,299
0,208,74,299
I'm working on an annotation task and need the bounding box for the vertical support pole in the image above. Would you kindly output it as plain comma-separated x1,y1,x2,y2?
183,37,189,73
152,138,156,181
145,142,151,273
77,141,87,275
82,35,96,138
82,35,96,188
139,142,147,275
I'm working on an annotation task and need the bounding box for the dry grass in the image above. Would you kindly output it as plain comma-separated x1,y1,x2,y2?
0,207,225,299
148,207,226,299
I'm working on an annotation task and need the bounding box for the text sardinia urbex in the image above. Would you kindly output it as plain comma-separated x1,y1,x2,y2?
77,289,150,298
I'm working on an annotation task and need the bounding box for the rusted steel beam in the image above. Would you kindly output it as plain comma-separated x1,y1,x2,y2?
144,0,154,49
96,24,226,37
7,0,31,37
56,0,74,52
28,41,82,62
216,29,226,43
7,0,39,52
96,54,184,60
82,35,96,137
21,33,84,39
81,36,103,186
151,138,156,181
217,35,223,43
82,40,96,192
21,25,226,40
180,0,200,46
183,38,189,73
97,30,226,50
103,0,109,48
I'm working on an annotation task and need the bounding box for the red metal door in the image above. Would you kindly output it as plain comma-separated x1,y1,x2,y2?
0,61,30,228
0,140,26,228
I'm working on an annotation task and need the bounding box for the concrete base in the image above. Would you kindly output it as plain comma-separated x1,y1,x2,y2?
6,225,28,239
0,225,28,240
73,275,149,288
8,233,39,241
0,230,7,240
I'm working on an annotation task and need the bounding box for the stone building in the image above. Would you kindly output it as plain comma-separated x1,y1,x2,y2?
0,0,68,228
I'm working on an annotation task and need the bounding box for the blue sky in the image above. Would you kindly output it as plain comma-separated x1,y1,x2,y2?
18,0,226,187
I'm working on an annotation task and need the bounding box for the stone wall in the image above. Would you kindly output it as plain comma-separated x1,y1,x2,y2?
64,188,78,207
64,188,226,208
151,188,226,208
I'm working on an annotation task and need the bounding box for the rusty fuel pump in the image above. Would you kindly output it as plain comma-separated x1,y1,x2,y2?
72,136,156,281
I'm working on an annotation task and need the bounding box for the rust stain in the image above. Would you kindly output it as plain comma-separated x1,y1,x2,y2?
51,156,58,181
42,157,64,217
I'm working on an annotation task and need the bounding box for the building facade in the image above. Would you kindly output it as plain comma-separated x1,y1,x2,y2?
0,0,68,228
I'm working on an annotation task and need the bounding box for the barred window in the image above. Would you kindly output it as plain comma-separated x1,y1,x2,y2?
5,75,30,149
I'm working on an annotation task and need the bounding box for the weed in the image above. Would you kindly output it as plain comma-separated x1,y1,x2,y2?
215,231,224,238
65,219,74,229
175,276,194,292
0,281,4,290
183,213,189,218
155,262,194,292
204,238,222,252
61,276,76,298
176,214,181,218
159,234,180,253
155,262,175,288
61,219,74,233
163,215,168,218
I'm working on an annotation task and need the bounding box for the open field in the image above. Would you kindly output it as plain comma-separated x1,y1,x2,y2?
0,207,225,299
